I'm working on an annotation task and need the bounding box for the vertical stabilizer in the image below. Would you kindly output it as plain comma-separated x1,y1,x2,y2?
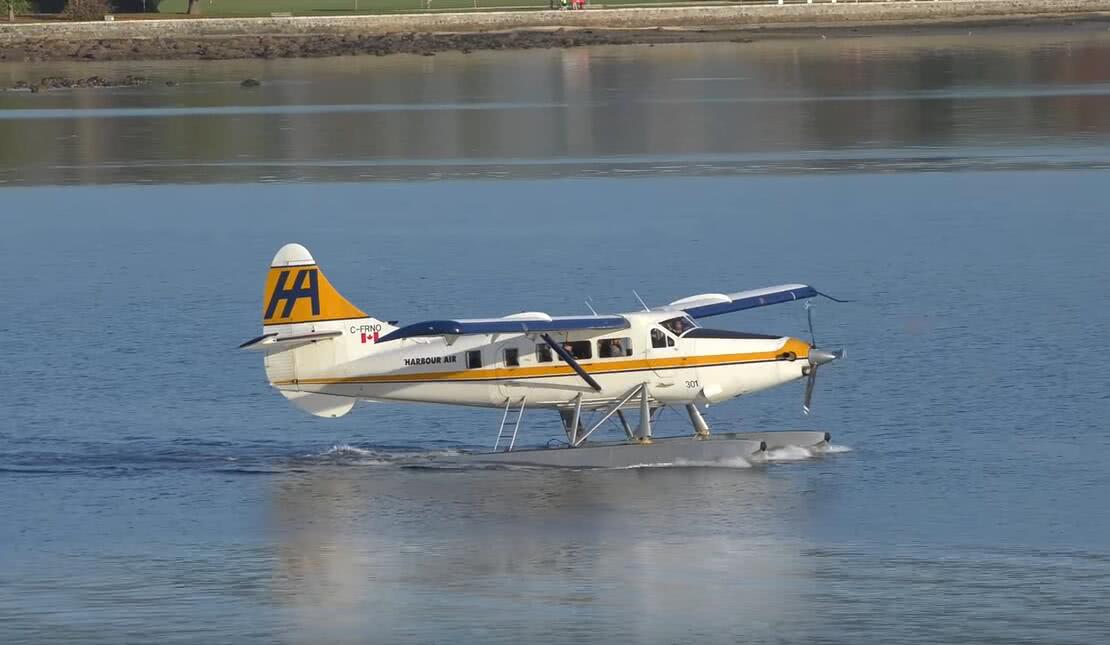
246,243,396,418
263,243,367,327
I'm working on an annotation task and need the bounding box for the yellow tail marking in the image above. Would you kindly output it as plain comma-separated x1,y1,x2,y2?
262,264,366,325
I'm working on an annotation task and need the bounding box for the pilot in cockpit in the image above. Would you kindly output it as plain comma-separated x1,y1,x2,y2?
661,316,693,337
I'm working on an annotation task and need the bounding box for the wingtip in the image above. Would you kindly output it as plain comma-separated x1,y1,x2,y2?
816,290,853,303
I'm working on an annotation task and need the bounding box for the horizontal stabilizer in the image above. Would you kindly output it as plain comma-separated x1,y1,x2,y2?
239,330,342,352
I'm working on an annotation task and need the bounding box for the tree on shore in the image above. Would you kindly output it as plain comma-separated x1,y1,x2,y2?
5,0,32,22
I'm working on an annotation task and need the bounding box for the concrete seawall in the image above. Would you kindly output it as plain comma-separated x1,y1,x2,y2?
2,0,1110,43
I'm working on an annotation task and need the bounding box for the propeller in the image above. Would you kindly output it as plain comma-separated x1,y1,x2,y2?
803,302,843,415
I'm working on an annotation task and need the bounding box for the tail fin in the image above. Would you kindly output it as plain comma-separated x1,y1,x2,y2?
244,243,395,419
263,243,366,327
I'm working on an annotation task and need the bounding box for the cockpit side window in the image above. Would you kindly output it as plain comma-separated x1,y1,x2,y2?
660,316,697,337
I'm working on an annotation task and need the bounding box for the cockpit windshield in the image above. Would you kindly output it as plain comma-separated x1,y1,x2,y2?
660,316,698,337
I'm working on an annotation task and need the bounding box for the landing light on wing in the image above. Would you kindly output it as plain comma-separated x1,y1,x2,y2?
501,312,553,322
665,293,732,310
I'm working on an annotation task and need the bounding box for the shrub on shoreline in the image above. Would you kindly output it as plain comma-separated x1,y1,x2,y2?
61,0,114,21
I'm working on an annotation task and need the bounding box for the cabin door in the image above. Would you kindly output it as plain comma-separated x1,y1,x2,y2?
495,343,518,402
645,325,679,379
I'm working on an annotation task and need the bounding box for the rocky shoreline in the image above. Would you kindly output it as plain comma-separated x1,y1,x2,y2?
0,27,764,63
0,3,1108,64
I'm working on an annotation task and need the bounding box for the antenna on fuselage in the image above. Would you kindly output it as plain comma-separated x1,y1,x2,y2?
585,297,598,316
632,290,650,312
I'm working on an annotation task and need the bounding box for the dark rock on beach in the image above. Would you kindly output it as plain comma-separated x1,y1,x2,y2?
8,74,149,91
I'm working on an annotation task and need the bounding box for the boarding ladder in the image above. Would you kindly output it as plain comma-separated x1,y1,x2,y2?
494,396,527,452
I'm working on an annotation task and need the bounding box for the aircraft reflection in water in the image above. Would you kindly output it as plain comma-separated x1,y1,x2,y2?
243,244,846,467
268,465,817,643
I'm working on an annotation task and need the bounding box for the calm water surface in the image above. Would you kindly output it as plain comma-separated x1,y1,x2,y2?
2,27,1110,644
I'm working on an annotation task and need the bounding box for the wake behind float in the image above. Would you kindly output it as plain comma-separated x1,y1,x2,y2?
242,243,845,469
446,433,834,469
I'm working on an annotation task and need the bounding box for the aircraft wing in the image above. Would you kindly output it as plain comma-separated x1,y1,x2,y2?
377,314,629,343
657,284,820,319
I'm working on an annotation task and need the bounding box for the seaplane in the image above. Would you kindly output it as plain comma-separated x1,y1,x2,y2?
241,243,846,468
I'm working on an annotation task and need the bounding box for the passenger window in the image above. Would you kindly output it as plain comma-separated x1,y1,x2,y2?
558,340,592,361
536,344,553,363
466,350,482,369
598,337,633,358
651,328,668,349
504,347,519,367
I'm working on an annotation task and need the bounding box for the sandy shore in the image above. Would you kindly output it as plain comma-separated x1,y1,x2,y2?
1,1,1109,62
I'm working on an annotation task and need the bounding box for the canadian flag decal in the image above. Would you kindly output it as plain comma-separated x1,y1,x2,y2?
361,331,379,344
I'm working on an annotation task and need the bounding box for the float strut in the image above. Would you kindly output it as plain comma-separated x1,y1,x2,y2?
573,383,644,447
686,403,711,438
569,394,583,445
616,410,634,440
636,383,652,443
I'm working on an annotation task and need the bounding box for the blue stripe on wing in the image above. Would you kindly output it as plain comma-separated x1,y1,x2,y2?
671,285,819,319
377,316,629,343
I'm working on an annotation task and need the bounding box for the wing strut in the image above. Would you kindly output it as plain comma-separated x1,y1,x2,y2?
541,333,602,392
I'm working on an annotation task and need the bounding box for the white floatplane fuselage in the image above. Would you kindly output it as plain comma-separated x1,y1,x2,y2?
243,243,843,461
271,310,814,411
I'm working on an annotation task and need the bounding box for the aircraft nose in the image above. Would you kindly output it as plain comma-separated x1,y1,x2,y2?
808,348,843,367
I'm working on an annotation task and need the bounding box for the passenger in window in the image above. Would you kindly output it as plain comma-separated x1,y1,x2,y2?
651,328,667,349
557,341,592,360
602,339,623,358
